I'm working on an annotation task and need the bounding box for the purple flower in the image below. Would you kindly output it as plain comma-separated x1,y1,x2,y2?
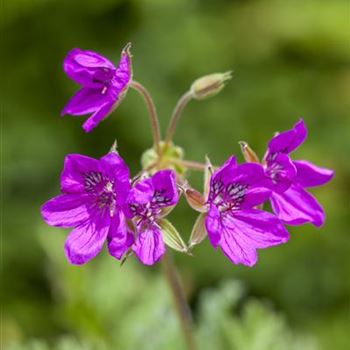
263,119,334,227
61,43,132,132
127,170,179,265
205,156,289,267
41,152,132,265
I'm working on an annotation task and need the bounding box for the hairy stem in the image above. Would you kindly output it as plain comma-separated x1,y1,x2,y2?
130,80,161,154
165,91,193,144
162,253,197,350
170,158,207,171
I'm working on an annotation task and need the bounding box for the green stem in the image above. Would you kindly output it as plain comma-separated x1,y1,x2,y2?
170,158,207,171
130,80,161,154
165,91,193,144
162,253,197,350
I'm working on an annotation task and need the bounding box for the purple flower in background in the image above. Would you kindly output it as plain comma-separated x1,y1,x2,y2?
61,43,132,132
41,152,132,265
263,119,334,227
205,156,289,267
127,170,179,265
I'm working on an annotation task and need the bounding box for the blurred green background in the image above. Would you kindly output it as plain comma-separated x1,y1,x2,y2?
2,0,350,349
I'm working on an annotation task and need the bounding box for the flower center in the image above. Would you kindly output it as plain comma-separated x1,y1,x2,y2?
266,162,282,184
210,180,247,212
83,171,116,216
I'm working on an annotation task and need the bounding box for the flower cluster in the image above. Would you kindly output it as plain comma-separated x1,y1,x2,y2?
41,43,333,267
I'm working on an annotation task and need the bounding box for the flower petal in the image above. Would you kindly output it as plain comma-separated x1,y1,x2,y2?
107,211,133,260
267,119,307,155
63,48,115,87
293,160,334,188
100,152,130,205
210,156,237,186
82,102,115,132
60,154,100,194
265,153,297,193
41,194,91,227
205,205,222,248
132,225,166,265
270,184,325,227
61,87,110,116
64,212,110,265
218,210,289,267
241,187,271,209
151,170,179,207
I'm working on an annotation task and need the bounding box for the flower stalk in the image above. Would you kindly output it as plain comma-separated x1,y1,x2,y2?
162,252,197,350
165,91,193,144
130,80,162,154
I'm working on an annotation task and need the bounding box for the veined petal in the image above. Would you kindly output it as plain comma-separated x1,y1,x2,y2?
100,152,130,205
132,225,166,265
61,88,110,116
60,154,100,194
265,153,297,193
82,102,114,132
205,205,222,248
267,119,307,155
151,170,179,207
211,156,237,186
293,160,334,188
64,211,110,265
270,184,325,227
41,194,91,227
241,187,271,209
63,48,115,87
218,210,289,267
107,211,133,260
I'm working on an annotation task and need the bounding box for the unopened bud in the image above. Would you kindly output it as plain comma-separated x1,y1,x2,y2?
184,188,207,213
239,141,260,163
191,71,232,100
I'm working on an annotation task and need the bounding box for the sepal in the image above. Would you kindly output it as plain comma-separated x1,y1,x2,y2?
188,213,207,248
158,219,189,253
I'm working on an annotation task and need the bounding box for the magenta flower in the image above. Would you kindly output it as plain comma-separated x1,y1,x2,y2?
61,44,132,132
205,156,289,267
41,152,132,265
263,119,334,227
127,170,179,265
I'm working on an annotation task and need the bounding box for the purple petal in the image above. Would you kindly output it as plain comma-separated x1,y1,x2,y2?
110,44,132,97
265,153,297,193
267,119,307,155
100,152,130,205
107,211,133,260
210,156,237,186
212,159,266,188
64,212,110,265
293,160,334,188
41,194,91,227
270,184,325,227
218,210,289,267
205,205,222,248
127,179,154,211
82,102,114,132
151,170,179,207
63,48,115,87
61,88,110,116
132,225,166,265
241,187,271,209
60,154,100,194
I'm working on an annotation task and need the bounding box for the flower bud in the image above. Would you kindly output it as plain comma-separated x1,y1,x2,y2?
239,141,260,163
191,71,232,100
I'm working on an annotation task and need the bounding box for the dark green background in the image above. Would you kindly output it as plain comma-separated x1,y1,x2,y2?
2,0,350,349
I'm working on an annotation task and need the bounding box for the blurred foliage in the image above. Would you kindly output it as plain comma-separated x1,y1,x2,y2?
2,0,350,349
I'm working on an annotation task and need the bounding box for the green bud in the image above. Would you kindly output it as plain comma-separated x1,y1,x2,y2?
191,71,232,100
